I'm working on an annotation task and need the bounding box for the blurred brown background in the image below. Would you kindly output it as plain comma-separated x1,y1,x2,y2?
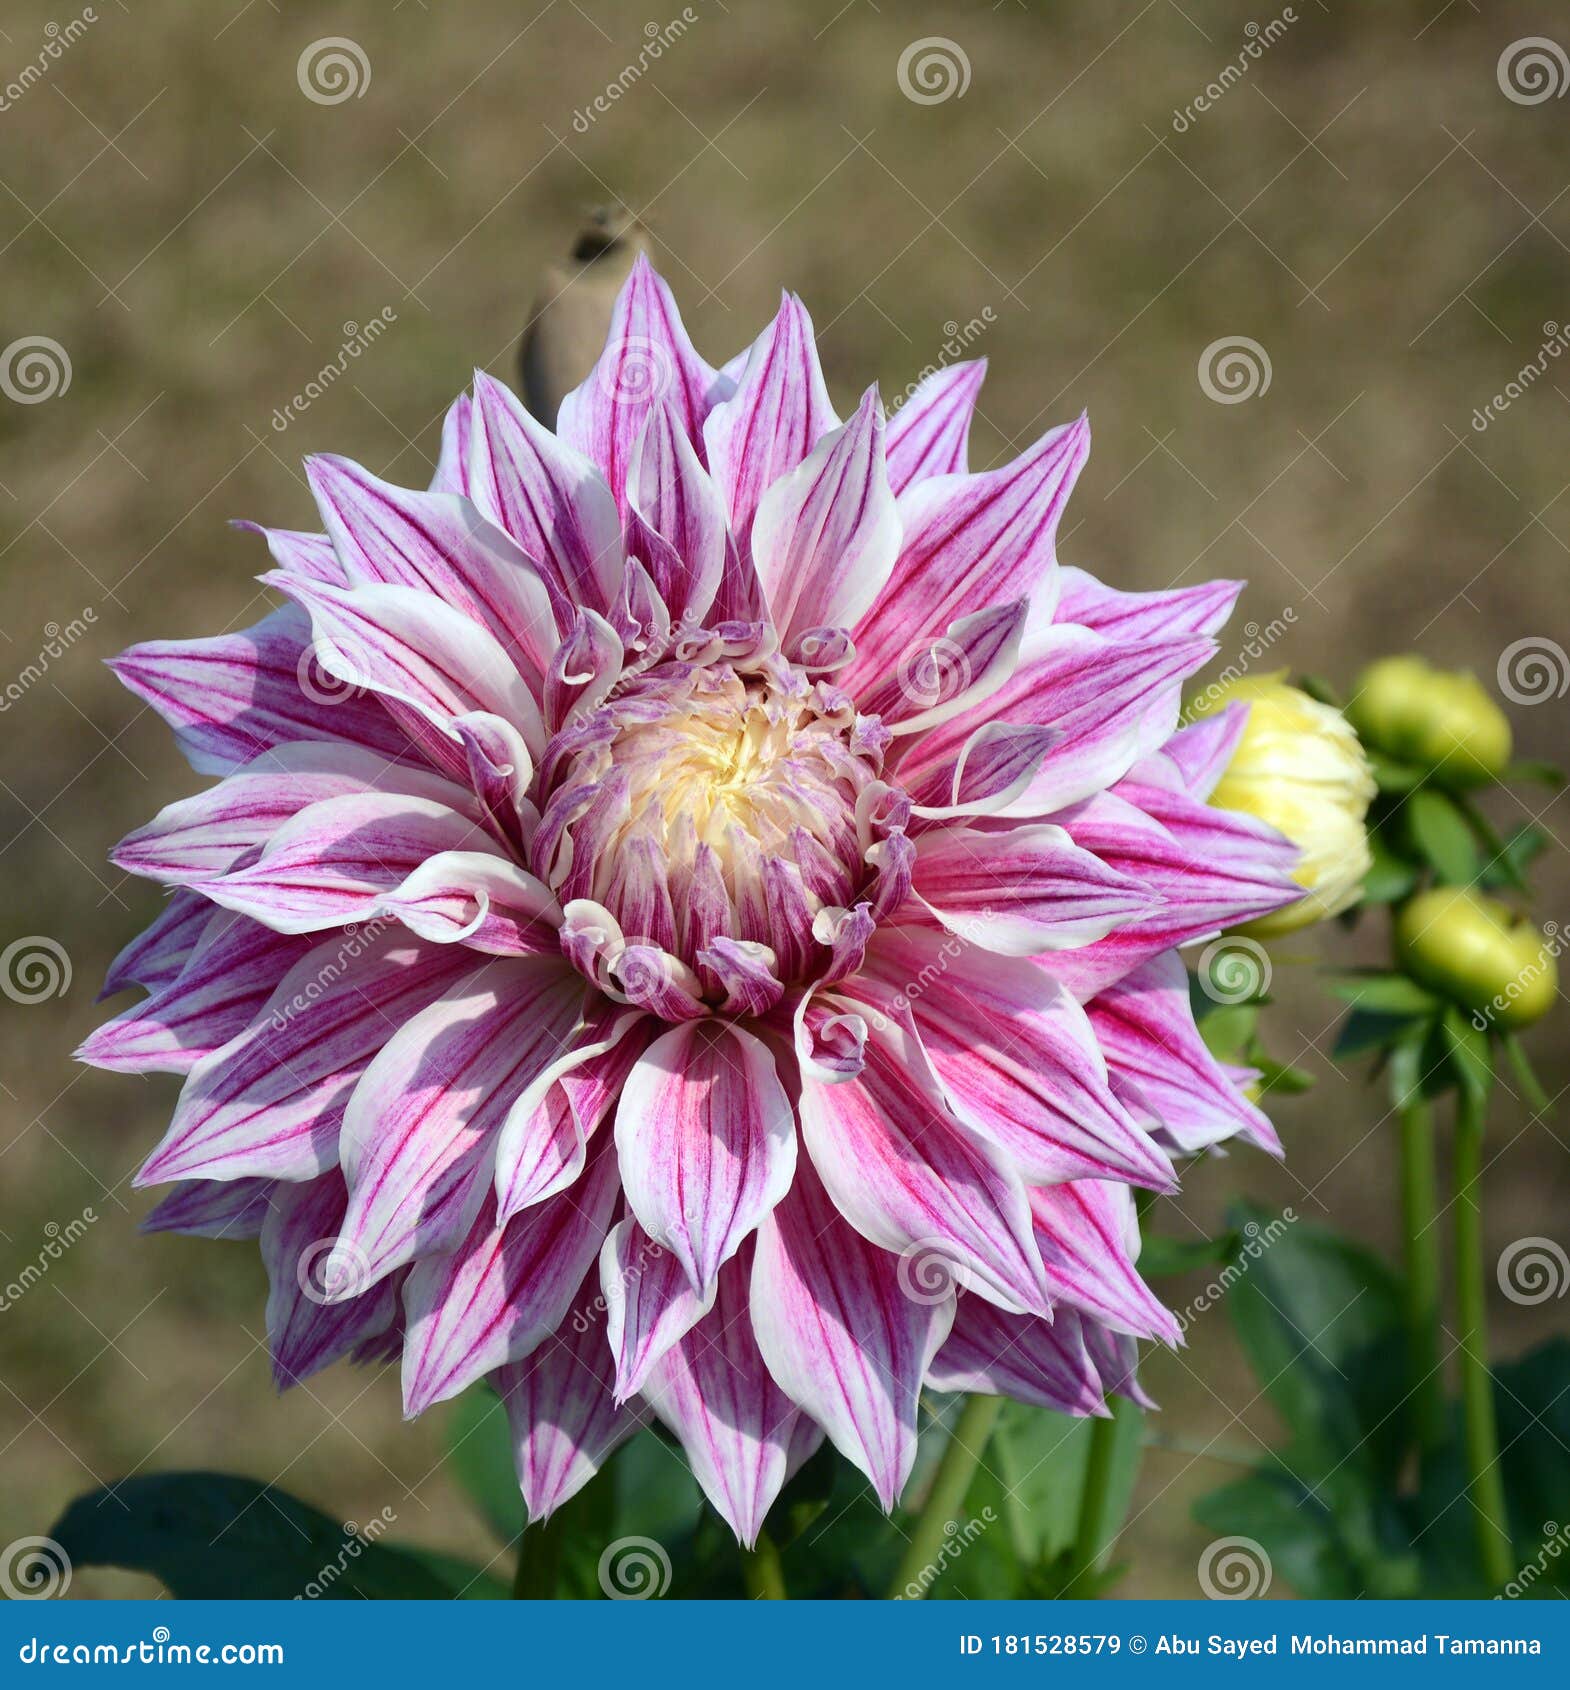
1,0,1566,1597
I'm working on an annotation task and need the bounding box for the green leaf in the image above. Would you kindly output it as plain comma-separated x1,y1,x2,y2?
1369,752,1425,793
1501,1030,1552,1113
1190,998,1259,1061
1406,788,1481,883
447,1386,519,1543
1221,1204,1408,1482
1334,1005,1432,1060
1481,824,1550,891
1505,759,1565,787
1249,1050,1314,1094
1360,828,1420,903
1439,1006,1494,1107
1324,971,1441,1015
1138,1230,1241,1278
1296,673,1340,707
50,1472,505,1599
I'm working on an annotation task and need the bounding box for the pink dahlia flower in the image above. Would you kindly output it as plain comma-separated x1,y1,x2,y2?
86,259,1301,1544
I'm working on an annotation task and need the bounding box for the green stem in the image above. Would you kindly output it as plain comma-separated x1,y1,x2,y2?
1065,1408,1124,1596
512,1518,560,1599
1392,1041,1445,1462
1454,1083,1513,1589
886,1394,1001,1600
741,1530,787,1600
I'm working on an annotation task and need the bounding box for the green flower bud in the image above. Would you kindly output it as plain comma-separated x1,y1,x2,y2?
1348,655,1511,787
1198,674,1376,936
1394,887,1558,1029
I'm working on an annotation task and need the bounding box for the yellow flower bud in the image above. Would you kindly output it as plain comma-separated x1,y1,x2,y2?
1394,887,1558,1030
1196,674,1375,936
1347,655,1511,787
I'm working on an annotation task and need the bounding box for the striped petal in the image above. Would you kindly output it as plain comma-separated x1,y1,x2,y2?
927,1298,1106,1416
884,360,986,493
600,1213,714,1402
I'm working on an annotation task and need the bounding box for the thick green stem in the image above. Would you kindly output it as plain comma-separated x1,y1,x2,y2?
1391,1041,1445,1462
741,1531,788,1600
512,1518,560,1598
887,1394,1001,1600
1453,1085,1513,1589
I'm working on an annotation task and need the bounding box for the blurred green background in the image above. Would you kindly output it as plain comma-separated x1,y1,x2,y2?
1,0,1566,1597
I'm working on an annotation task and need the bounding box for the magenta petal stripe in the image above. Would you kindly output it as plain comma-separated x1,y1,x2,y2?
750,1158,954,1510
95,257,1299,1537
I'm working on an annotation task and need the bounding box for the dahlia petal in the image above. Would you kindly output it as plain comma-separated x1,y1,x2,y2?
467,370,625,622
702,293,838,556
78,912,309,1074
454,711,539,852
855,927,1175,1191
1081,1317,1156,1408
233,522,345,585
108,603,412,777
905,722,1065,819
496,1268,639,1526
333,960,588,1291
600,1214,714,1401
883,360,986,494
626,399,731,627
378,851,560,956
557,254,721,508
751,388,899,644
190,791,492,934
430,392,474,496
399,1135,620,1415
847,413,1088,682
927,1298,1106,1417
1148,704,1248,801
901,625,1215,817
260,1170,400,1389
614,1020,796,1299
112,742,479,886
135,931,472,1185
268,573,545,773
543,608,623,731
797,1005,1050,1315
854,599,1027,736
1029,1181,1179,1343
640,1247,805,1547
909,820,1156,955
101,890,212,997
140,1176,276,1239
750,1158,953,1510
1087,953,1281,1156
494,1006,648,1222
305,455,558,692
1055,567,1241,643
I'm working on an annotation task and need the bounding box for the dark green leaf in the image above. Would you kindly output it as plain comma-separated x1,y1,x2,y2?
1406,788,1481,883
1139,1230,1241,1278
1324,971,1441,1015
1334,1005,1433,1060
1439,1006,1494,1107
1501,1030,1552,1113
1361,828,1420,903
1369,752,1425,793
50,1472,504,1599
